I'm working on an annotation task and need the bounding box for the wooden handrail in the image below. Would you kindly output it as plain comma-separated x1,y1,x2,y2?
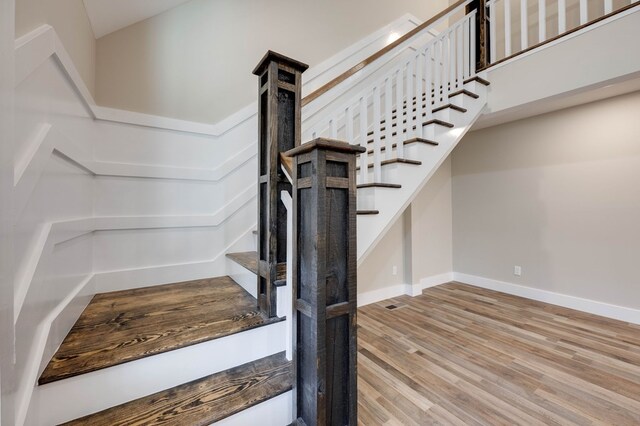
301,0,470,107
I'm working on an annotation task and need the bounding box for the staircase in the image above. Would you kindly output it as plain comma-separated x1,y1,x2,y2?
28,2,488,425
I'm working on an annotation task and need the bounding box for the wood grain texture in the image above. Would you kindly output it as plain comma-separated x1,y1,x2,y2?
227,251,286,280
357,282,640,425
40,276,282,385
62,352,292,426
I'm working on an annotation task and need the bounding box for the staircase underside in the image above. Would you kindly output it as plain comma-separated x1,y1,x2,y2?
39,276,282,385
62,352,292,426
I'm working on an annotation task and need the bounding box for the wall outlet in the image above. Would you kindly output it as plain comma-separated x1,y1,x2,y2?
514,265,522,276
392,265,398,276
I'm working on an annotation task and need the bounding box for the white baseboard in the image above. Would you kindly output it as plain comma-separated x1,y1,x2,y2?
357,272,454,307
453,273,640,325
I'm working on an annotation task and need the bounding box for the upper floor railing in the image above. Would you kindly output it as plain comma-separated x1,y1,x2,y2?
484,0,640,66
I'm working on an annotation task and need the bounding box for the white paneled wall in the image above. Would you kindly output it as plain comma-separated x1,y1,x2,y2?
12,15,427,425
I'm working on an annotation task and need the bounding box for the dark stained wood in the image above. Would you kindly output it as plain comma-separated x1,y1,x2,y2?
254,51,308,317
301,0,469,106
63,352,292,426
357,158,422,171
286,138,361,425
227,251,286,281
467,0,489,70
39,277,282,385
356,183,401,189
464,75,491,86
449,88,480,99
356,210,379,215
481,2,640,70
357,282,640,425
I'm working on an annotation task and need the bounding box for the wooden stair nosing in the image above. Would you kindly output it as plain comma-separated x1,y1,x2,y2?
227,251,286,281
381,103,467,126
363,137,438,155
365,119,453,144
464,75,490,86
62,352,293,426
39,276,282,385
357,182,402,189
356,158,422,171
357,210,379,215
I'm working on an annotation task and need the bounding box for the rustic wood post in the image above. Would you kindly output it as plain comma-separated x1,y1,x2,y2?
252,51,308,317
468,0,489,69
284,138,365,426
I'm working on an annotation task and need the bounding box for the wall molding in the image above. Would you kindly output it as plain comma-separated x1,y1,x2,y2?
15,14,423,136
357,272,454,307
453,273,640,325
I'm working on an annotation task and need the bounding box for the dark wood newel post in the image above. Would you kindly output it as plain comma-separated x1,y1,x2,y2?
252,51,308,317
468,0,489,69
285,138,365,426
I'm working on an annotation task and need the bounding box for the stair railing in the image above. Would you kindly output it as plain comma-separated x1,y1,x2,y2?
483,0,640,67
302,9,478,185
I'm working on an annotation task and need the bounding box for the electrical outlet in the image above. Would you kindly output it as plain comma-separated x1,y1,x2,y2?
392,265,398,276
514,265,522,276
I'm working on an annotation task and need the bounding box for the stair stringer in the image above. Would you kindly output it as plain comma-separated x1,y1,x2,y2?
357,85,488,265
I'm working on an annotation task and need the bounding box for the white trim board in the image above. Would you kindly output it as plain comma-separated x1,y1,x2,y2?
357,273,454,307
453,273,640,325
14,14,423,137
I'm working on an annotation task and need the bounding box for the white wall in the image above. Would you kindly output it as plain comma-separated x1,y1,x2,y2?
15,0,96,95
95,0,449,123
358,158,454,300
1,0,16,423
452,90,640,310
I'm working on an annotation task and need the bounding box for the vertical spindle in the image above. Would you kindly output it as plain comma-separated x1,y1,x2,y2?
521,0,528,50
558,0,566,33
384,76,393,159
359,96,368,184
505,0,512,56
372,85,382,182
538,0,546,43
395,67,405,159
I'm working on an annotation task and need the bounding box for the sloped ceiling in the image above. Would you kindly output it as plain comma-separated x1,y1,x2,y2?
83,0,193,38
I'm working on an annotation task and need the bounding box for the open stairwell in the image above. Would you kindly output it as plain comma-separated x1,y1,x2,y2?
29,2,489,424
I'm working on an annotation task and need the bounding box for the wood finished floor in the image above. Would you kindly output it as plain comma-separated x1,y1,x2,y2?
357,282,640,425
40,276,281,385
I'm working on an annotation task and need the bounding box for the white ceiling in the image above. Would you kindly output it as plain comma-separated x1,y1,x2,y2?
83,0,193,39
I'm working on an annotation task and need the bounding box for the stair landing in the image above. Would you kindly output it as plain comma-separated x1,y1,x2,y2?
39,276,281,385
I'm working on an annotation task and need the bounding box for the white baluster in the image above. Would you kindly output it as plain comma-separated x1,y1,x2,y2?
345,105,353,143
441,36,449,108
406,58,415,139
538,0,546,43
359,96,368,184
449,29,456,95
384,76,393,159
330,117,338,139
558,0,566,33
580,0,588,24
521,0,528,50
457,24,463,90
504,0,512,56
372,85,382,182
415,52,424,138
604,0,612,14
424,47,433,125
395,67,405,158
471,11,477,73
434,40,441,107
463,17,470,79
490,0,497,63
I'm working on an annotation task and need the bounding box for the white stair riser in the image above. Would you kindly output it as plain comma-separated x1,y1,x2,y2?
213,391,293,426
29,321,286,426
227,259,257,298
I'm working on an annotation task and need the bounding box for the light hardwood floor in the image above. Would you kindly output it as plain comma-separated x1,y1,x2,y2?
357,282,640,425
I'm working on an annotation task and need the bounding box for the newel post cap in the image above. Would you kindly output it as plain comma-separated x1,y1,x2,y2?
283,138,366,158
252,50,309,76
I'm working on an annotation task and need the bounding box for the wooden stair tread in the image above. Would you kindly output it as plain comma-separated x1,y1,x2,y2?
357,210,379,215
227,251,286,280
362,137,438,155
356,158,422,171
62,352,292,426
464,75,490,86
39,277,281,385
357,182,401,189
